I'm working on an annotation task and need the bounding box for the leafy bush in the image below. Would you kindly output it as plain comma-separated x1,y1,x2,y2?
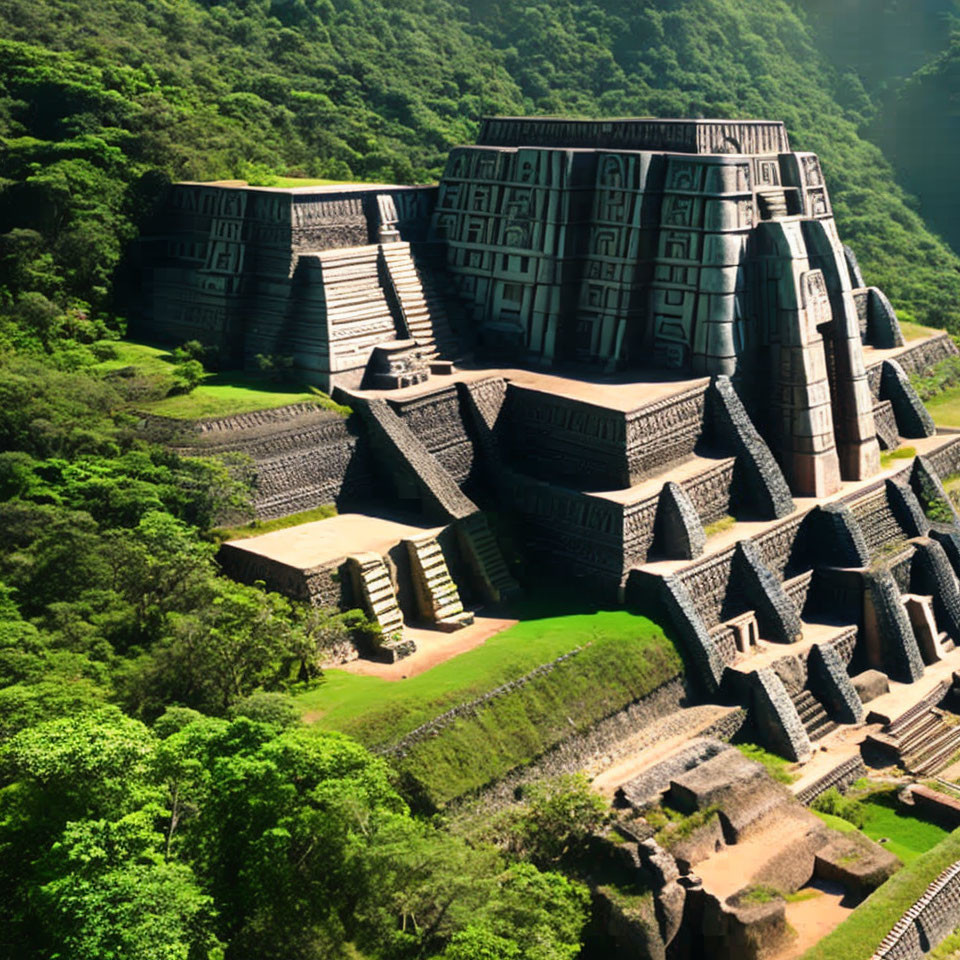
812,788,867,829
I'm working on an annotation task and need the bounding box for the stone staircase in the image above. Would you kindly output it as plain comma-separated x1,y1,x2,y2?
316,245,399,362
380,242,460,360
757,188,790,220
348,552,404,637
791,688,838,742
404,534,473,630
892,709,960,777
457,513,521,604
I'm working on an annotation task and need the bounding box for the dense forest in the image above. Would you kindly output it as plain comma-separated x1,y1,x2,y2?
3,1,960,958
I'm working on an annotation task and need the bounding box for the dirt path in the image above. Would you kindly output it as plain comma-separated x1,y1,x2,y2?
334,613,517,680
771,881,853,959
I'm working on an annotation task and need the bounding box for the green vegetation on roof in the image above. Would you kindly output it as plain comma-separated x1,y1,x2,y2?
210,504,338,543
92,339,347,420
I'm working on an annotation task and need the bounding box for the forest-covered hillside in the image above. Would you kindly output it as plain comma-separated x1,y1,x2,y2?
3,0,960,347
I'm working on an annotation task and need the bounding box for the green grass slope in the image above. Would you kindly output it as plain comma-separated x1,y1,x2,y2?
3,0,960,350
298,602,681,804
800,827,960,960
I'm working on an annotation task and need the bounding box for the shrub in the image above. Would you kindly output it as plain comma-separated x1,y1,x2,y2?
812,788,867,828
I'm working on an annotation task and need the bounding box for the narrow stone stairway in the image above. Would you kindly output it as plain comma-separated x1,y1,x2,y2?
348,552,404,636
380,241,460,359
404,534,473,630
791,688,838,742
458,514,521,604
316,245,399,355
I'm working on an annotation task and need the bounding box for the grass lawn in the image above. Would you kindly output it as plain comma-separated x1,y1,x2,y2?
93,339,346,419
923,387,960,428
800,826,960,960
879,445,917,468
252,176,356,188
857,793,948,865
898,319,943,342
211,504,338,542
297,595,681,804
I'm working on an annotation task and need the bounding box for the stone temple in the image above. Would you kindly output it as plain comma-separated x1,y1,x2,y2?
138,116,960,772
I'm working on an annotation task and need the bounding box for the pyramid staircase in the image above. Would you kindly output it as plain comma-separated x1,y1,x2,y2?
404,534,474,631
316,245,399,359
457,513,521,604
790,688,838,742
380,242,460,360
884,708,960,777
348,552,404,637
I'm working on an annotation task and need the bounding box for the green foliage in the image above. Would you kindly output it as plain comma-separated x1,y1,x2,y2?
506,774,608,866
812,787,867,829
736,742,798,784
911,354,960,401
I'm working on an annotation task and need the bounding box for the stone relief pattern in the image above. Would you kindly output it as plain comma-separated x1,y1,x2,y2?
509,474,625,576
852,490,909,555
625,386,709,479
505,389,628,487
677,548,738,629
393,388,476,484
681,459,736,526
622,500,661,569
783,570,814,616
754,514,807,580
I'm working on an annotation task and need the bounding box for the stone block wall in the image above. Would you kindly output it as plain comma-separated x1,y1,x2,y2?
872,860,960,960
390,386,477,486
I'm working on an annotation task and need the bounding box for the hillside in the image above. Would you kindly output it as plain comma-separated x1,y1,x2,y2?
3,0,960,347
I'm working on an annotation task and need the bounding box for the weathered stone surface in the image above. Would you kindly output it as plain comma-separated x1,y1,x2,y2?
885,479,930,539
880,359,936,439
658,576,726,695
809,502,870,567
654,481,706,560
751,667,813,762
617,738,733,811
733,539,803,644
808,642,865,724
669,749,766,813
814,831,901,897
863,568,925,683
709,377,795,519
852,668,890,704
911,538,960,641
